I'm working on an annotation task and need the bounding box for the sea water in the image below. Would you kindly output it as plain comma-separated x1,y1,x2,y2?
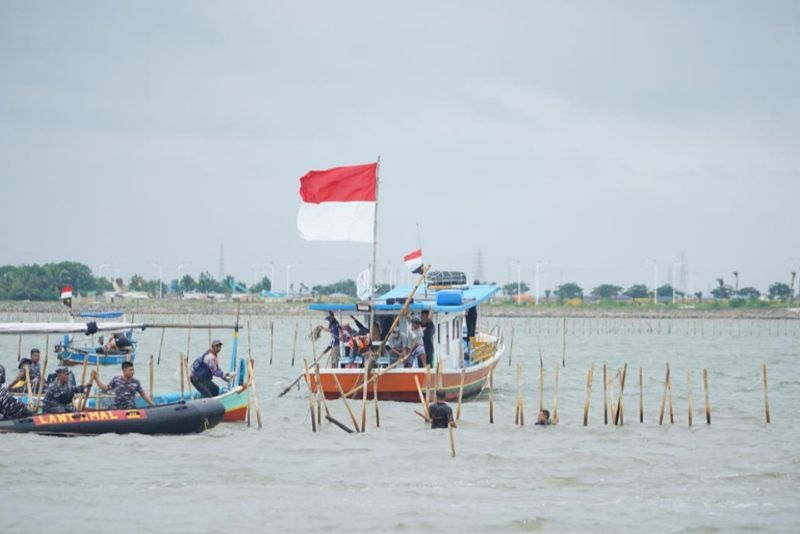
0,314,798,533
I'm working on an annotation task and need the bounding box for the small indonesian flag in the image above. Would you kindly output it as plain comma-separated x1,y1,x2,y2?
60,285,73,300
297,162,378,243
404,249,423,274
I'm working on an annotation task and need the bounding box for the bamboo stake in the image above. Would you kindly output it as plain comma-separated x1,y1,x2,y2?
456,367,465,421
703,368,711,424
603,364,608,424
539,365,544,411
33,337,50,412
425,365,432,404
16,335,22,362
763,363,771,423
373,370,380,428
687,368,693,427
552,365,560,425
332,374,360,432
659,364,670,425
315,364,331,419
184,354,192,399
309,323,317,362
247,358,263,429
609,369,617,424
303,359,317,432
639,367,644,424
449,426,456,458
435,360,442,391
414,410,430,422
515,363,521,424
179,353,185,401
77,351,91,410
518,364,525,426
269,321,274,365
488,368,495,424
291,322,298,366
149,354,154,398
360,364,368,433
326,415,355,433
186,321,192,360
583,363,594,426
414,376,431,420
157,328,165,365
561,317,567,367
247,320,252,359
668,371,674,424
614,363,627,425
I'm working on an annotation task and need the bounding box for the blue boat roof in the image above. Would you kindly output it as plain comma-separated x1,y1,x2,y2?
77,311,124,319
309,284,499,314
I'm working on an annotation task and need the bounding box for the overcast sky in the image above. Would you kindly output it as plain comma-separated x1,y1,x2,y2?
1,1,798,294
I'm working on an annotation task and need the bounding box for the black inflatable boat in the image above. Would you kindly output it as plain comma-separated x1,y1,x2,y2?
0,398,226,436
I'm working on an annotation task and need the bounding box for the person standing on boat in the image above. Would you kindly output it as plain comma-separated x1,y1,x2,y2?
0,372,31,420
10,348,42,392
41,368,88,414
386,327,408,364
189,339,234,398
427,390,456,429
92,362,155,409
320,311,342,367
420,310,436,367
409,317,426,368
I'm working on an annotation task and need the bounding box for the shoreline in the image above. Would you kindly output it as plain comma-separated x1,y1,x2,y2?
0,300,798,320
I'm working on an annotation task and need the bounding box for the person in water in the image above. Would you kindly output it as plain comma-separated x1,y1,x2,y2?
427,390,456,429
535,409,551,426
93,362,154,409
189,339,234,398
0,368,31,420
42,367,88,414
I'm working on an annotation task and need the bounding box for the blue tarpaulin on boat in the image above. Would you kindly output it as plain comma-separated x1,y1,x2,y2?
309,284,499,314
77,311,124,319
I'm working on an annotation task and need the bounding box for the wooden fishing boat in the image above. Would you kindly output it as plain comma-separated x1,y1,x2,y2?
56,312,138,366
0,398,226,436
307,278,505,402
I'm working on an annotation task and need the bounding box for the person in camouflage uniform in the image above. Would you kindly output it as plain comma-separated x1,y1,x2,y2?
93,362,155,409
10,348,42,392
42,368,88,414
0,365,31,420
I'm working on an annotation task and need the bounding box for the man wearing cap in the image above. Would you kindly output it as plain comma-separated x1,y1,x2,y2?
10,348,42,392
189,339,234,398
408,317,427,368
42,367,89,414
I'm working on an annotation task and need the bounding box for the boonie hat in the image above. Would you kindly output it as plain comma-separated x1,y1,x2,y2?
211,339,223,346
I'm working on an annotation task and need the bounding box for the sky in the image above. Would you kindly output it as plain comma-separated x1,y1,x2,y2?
1,1,798,295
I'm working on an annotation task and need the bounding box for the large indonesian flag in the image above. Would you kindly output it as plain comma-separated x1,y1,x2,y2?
297,162,378,242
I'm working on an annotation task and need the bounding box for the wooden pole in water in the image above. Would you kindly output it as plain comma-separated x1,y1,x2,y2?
515,363,521,425
77,351,90,410
603,364,608,424
309,323,317,362
269,321,274,365
315,364,331,419
303,359,317,432
247,357,263,429
539,365,544,411
687,368,693,427
449,426,456,458
360,364,368,433
425,365,432,404
373,370,380,428
609,369,617,424
488,368,495,424
208,325,211,347
552,365,560,425
659,363,670,425
614,363,627,425
291,322,298,366
561,317,567,367
179,353,185,401
456,367,465,421
583,363,594,426
184,354,193,398
763,363,771,423
435,360,443,391
703,368,711,424
247,320,252,359
149,354,154,399
186,321,192,360
16,335,22,362
639,367,644,424
33,337,50,412
333,374,360,432
157,327,165,365
414,375,431,420
667,369,675,424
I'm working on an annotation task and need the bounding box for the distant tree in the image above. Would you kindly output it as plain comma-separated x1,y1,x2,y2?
736,287,761,300
694,291,703,303
624,284,649,299
197,271,222,293
179,275,197,293
555,282,583,301
544,289,552,301
711,278,732,300
312,279,357,297
129,274,146,291
250,276,272,293
502,282,530,297
592,284,623,299
656,284,674,299
768,282,791,301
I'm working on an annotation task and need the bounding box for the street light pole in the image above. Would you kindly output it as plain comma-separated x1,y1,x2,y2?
151,261,163,300
516,261,521,304
286,263,294,297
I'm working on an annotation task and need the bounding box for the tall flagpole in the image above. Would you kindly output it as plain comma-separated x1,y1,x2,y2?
370,156,381,339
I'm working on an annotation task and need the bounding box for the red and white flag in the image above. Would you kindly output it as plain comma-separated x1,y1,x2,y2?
60,285,73,300
404,249,423,274
297,162,378,242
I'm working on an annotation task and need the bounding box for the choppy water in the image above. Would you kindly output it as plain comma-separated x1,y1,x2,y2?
1,314,798,533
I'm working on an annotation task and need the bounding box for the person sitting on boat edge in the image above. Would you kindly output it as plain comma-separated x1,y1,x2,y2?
535,409,551,426
41,367,88,414
189,339,234,398
0,369,31,420
92,362,155,409
408,317,426,368
98,332,133,354
420,310,436,367
320,311,342,367
427,390,456,429
9,348,42,392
